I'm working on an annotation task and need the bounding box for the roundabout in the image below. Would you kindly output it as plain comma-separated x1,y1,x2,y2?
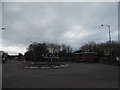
23,62,70,69
23,53,71,69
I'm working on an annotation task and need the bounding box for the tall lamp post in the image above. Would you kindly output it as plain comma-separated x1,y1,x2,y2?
101,25,111,43
1,27,5,63
101,24,112,60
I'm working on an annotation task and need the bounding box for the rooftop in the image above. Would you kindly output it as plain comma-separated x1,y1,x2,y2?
73,52,97,55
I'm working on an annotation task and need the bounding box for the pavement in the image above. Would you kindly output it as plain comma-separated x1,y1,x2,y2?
2,61,119,88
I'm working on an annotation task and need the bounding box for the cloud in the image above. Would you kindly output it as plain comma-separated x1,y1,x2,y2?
1,2,118,54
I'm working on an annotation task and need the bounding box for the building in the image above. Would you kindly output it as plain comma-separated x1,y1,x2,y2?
0,51,8,63
7,55,19,60
73,52,98,62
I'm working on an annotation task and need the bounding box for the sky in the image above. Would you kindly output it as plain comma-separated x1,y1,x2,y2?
0,1,118,55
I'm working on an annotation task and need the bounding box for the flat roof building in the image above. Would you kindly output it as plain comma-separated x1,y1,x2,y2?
73,52,98,62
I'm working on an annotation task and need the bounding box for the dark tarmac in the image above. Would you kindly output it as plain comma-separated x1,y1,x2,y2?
2,61,118,88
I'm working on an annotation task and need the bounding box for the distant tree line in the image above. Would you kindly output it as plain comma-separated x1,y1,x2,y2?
2,40,120,64
24,42,72,62
24,40,120,64
78,41,120,60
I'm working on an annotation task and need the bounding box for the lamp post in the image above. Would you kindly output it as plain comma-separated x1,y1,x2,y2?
101,24,112,60
101,25,111,43
1,27,5,63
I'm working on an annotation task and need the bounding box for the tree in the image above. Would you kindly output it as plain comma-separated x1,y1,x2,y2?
79,41,120,58
24,42,74,62
59,44,72,57
18,53,23,61
46,43,61,53
24,42,49,63
24,51,34,61
80,41,97,52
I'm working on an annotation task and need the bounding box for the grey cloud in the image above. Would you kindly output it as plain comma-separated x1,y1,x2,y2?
1,2,118,54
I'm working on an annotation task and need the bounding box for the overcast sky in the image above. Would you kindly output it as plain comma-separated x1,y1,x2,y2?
1,2,118,55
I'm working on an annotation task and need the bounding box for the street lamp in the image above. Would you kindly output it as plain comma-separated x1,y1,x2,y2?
101,24,112,60
101,25,111,43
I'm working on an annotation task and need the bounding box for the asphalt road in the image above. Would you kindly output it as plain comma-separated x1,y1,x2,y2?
0,63,2,90
2,61,118,88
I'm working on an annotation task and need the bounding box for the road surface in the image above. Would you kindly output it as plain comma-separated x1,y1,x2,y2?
2,61,118,88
